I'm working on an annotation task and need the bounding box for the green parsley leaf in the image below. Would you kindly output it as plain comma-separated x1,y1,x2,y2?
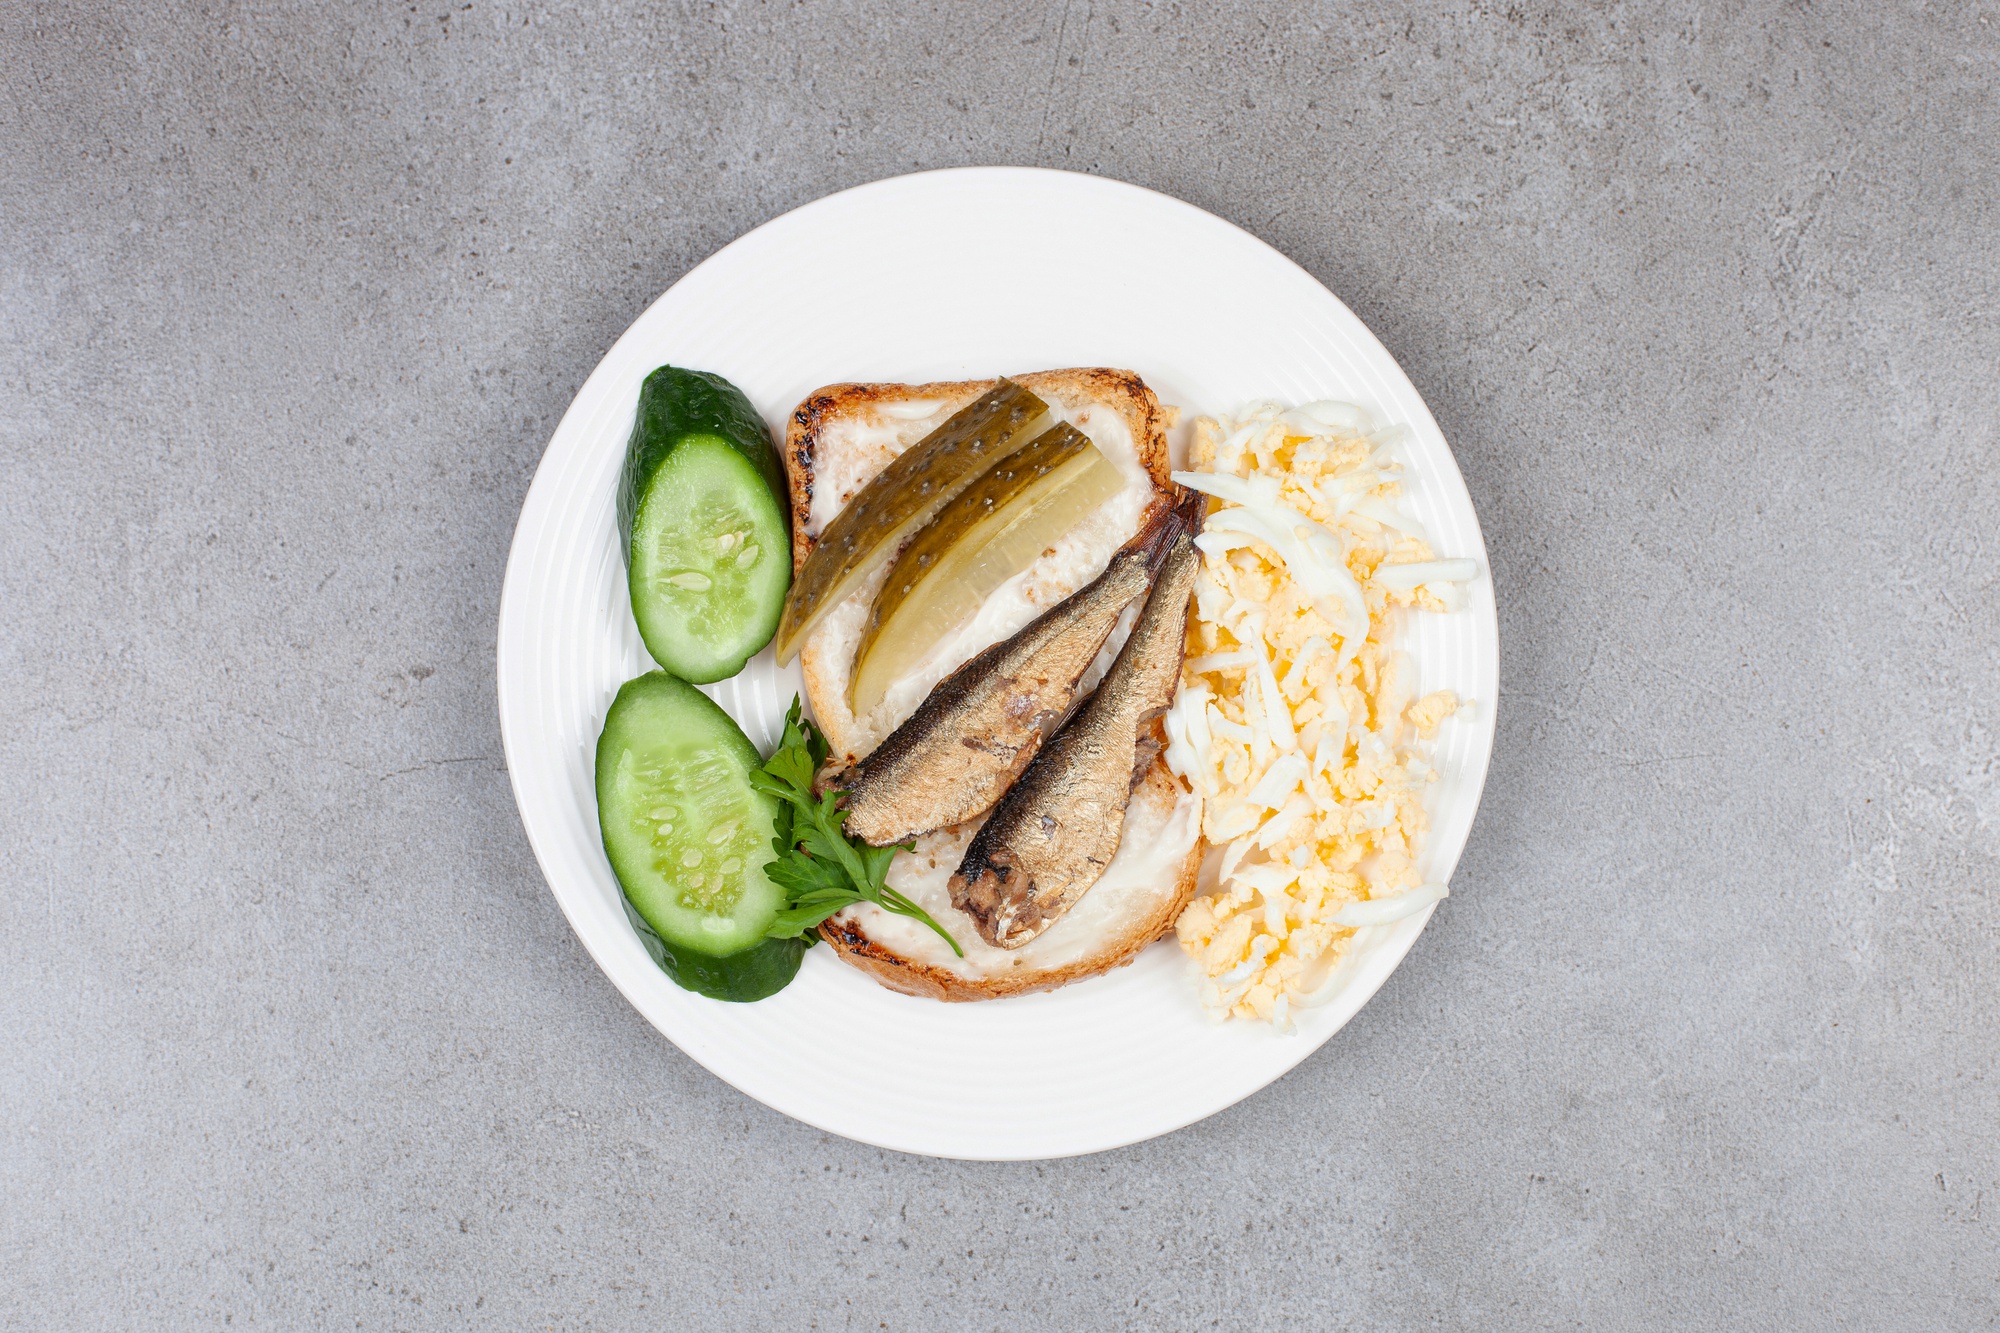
752,697,964,957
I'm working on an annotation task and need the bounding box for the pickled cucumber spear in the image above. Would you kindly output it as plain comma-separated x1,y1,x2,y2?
774,381,1052,663
849,423,1125,717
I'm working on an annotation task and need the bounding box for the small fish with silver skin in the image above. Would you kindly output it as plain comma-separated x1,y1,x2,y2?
950,490,1204,948
831,501,1186,849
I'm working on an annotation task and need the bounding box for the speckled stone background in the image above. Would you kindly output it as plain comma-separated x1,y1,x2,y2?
4,1,1996,1328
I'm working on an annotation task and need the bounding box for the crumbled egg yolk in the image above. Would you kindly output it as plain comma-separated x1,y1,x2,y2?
1163,403,1475,1027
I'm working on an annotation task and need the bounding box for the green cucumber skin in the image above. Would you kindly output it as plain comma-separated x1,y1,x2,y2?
595,671,785,963
620,906,807,1003
618,366,788,550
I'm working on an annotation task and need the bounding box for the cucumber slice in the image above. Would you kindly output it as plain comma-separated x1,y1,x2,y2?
620,367,791,684
619,366,787,546
596,672,786,971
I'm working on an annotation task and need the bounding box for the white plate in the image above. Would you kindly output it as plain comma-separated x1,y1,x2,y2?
497,167,1497,1160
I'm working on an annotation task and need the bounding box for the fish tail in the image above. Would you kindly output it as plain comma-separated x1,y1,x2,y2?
1170,484,1206,539
1133,486,1207,578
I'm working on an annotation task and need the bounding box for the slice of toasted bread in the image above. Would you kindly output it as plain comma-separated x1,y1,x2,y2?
781,368,1197,1001
783,368,1172,765
817,758,1203,1001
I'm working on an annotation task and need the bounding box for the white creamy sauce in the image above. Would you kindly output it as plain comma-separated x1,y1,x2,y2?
837,780,1202,980
803,389,1158,755
875,397,951,420
1078,597,1143,698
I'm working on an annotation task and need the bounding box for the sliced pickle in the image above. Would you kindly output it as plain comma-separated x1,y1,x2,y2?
773,380,1052,663
848,423,1126,717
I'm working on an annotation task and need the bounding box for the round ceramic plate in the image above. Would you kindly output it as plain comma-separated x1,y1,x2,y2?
497,167,1497,1160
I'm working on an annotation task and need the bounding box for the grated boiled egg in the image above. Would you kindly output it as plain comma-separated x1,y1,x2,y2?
1163,402,1477,1027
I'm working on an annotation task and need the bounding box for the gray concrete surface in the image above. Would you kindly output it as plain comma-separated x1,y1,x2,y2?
3,1,1995,1327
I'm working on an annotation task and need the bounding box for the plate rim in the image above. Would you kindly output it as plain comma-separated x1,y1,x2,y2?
496,165,1499,1159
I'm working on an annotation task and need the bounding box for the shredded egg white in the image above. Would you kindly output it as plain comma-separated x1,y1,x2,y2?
1163,402,1478,1028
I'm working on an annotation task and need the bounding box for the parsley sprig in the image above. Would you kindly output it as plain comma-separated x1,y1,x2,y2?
752,698,964,956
